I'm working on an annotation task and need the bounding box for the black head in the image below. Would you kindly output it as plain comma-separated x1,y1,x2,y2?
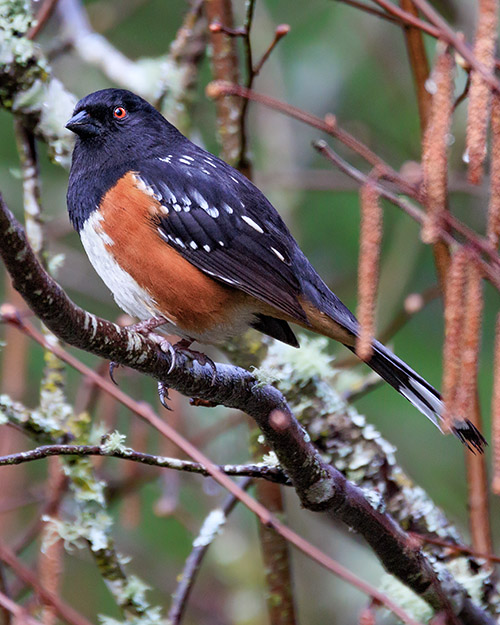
66,89,185,231
66,89,183,155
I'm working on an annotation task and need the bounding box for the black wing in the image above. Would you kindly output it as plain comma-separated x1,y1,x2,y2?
135,148,308,323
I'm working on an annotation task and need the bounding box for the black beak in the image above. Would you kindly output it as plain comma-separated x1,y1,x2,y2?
66,110,100,137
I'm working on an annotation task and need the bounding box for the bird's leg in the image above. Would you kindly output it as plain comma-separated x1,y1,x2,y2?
128,316,169,334
157,381,173,411
108,316,170,383
172,339,217,383
108,317,217,408
155,338,218,410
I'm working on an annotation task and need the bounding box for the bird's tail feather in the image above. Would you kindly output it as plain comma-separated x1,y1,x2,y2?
346,340,486,454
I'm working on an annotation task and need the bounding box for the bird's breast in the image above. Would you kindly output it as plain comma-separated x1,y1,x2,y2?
79,172,260,343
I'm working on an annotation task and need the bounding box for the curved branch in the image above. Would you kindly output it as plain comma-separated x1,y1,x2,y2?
0,443,289,484
0,195,495,625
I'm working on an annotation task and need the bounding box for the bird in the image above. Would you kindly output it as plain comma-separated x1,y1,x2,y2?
65,88,485,453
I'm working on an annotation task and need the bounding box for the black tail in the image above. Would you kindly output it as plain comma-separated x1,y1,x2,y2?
347,340,486,454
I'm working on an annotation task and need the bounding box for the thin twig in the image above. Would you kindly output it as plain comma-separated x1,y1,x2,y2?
399,0,431,133
334,0,403,25
0,590,41,625
238,0,257,172
410,533,500,564
168,478,252,624
204,0,241,165
312,140,500,292
253,24,290,77
207,81,414,192
366,0,441,37
27,0,60,40
0,543,92,625
408,0,500,93
0,444,289,483
0,566,11,625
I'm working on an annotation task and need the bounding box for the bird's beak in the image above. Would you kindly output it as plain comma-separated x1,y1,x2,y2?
66,110,100,137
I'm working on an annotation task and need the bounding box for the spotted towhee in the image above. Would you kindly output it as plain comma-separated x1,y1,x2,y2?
66,88,485,452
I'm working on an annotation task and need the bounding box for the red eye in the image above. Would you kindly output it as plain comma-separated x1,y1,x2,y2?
113,106,127,119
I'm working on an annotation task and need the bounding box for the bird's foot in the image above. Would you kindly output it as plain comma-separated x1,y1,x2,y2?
128,316,169,334
109,361,120,385
153,338,217,410
108,317,170,385
157,381,173,410
172,339,217,384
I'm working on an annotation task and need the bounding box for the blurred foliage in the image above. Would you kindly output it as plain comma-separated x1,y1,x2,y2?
0,1,498,624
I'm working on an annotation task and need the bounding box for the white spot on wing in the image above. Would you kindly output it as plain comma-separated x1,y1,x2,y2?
241,215,264,233
221,202,233,214
179,158,192,165
205,206,219,218
191,189,209,209
175,237,186,249
133,175,156,197
271,247,285,262
204,269,237,285
159,183,176,204
190,241,198,249
203,244,211,252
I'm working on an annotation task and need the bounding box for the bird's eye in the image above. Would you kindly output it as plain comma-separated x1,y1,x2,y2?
113,106,127,120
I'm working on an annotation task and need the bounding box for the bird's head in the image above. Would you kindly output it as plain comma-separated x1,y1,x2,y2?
66,88,181,154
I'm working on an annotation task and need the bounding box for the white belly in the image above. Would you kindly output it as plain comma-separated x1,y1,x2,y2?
79,211,257,344
80,212,162,321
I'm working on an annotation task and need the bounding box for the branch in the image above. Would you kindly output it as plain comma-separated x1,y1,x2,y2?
0,542,92,625
0,197,495,624
408,0,500,93
203,0,241,165
0,2,76,166
0,442,289,484
208,81,500,272
57,0,164,98
0,590,41,625
168,478,252,624
312,140,500,293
